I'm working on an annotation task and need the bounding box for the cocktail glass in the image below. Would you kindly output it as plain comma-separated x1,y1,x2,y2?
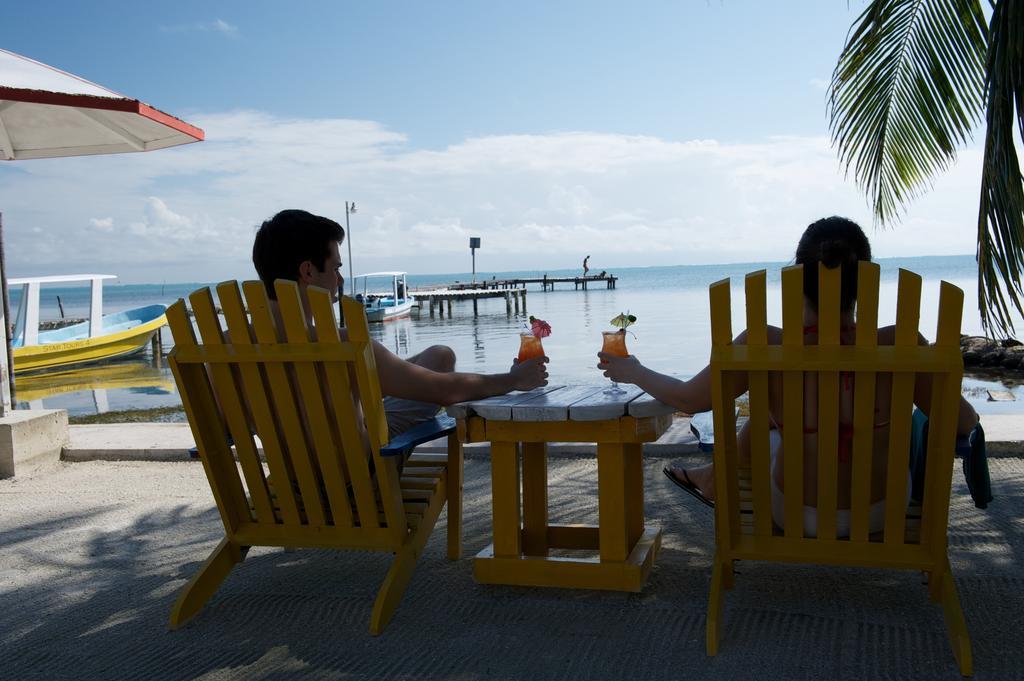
518,334,545,363
600,330,628,395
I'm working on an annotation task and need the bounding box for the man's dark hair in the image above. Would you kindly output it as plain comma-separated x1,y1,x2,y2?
795,216,872,312
252,209,344,300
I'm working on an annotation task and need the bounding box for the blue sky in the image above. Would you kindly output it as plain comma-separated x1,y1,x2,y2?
0,1,986,282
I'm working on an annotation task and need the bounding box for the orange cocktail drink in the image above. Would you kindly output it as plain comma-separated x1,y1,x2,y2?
600,330,628,362
518,334,545,362
600,330,628,395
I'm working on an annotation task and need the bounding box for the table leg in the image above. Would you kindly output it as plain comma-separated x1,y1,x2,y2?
491,440,521,557
521,441,548,556
597,442,629,562
623,442,644,547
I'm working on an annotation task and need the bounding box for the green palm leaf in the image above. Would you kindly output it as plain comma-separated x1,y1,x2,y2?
977,0,1024,335
830,0,988,224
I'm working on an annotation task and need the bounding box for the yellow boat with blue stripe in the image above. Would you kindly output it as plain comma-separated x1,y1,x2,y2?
10,275,167,375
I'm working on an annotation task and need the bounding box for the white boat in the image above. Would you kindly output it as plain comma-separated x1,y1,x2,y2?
354,272,415,322
8,274,167,374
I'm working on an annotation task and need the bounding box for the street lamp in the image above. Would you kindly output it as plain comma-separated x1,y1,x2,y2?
345,201,357,297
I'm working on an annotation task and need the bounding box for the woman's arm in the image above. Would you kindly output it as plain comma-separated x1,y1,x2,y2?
909,332,979,436
913,371,979,436
598,331,750,413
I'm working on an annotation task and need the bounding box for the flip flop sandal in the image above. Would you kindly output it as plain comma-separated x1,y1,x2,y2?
663,466,715,509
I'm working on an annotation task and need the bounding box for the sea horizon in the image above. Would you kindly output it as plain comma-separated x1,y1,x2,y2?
9,252,1024,418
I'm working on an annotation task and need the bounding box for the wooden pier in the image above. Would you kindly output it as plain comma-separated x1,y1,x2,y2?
409,274,616,318
409,286,527,318
446,274,616,292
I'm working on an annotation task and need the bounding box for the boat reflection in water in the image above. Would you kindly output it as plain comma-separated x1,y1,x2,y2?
15,359,177,416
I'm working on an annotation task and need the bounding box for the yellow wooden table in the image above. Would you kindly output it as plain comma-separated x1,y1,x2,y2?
448,384,674,592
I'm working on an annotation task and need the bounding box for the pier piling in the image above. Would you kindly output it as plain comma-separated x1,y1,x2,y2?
410,274,610,319
151,330,163,368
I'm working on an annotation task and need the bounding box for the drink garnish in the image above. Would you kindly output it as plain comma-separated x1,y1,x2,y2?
528,315,552,338
609,312,637,330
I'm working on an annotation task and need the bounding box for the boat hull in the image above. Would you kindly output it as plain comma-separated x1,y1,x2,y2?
365,300,414,323
13,309,167,374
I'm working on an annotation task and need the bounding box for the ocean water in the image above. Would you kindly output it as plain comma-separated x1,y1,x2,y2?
10,254,1024,416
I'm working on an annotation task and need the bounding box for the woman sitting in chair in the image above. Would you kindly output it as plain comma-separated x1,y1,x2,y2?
599,216,979,537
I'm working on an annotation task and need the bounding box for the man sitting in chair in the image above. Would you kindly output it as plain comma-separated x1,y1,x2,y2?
253,209,549,438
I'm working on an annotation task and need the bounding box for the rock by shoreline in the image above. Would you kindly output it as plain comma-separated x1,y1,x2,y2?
961,335,1024,370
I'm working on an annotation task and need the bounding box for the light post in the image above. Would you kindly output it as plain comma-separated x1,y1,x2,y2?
470,237,481,282
345,201,357,297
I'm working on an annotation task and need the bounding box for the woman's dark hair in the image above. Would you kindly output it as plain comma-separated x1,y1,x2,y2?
795,216,871,311
252,209,344,300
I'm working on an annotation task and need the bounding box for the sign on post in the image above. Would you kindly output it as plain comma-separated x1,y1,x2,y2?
470,237,481,282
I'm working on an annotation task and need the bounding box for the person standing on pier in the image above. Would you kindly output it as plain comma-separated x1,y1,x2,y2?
252,209,549,440
583,255,591,276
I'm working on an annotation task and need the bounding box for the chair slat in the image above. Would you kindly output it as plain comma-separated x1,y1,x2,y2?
277,285,354,528
343,296,406,533
219,282,303,525
170,344,359,365
707,346,959,372
934,282,964,348
191,285,276,525
167,300,250,532
921,282,965,550
744,271,772,537
850,262,880,542
309,291,380,529
709,279,738,544
815,264,841,540
780,266,804,539
242,280,326,526
883,269,920,545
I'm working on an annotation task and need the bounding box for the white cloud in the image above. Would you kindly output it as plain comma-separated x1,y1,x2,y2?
0,110,984,283
809,77,830,91
160,19,239,37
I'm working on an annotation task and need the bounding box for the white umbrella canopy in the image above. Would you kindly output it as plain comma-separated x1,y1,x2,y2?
0,47,205,413
0,47,203,159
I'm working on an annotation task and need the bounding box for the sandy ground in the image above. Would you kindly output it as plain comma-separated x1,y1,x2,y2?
1,454,1022,680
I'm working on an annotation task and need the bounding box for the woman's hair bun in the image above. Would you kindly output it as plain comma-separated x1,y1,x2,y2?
819,238,851,269
795,216,872,312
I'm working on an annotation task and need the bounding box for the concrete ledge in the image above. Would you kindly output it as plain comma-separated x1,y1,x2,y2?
63,414,1024,463
1,409,69,477
64,423,197,462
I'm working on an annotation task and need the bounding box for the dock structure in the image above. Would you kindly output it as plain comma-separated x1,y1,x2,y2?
409,274,616,318
446,274,616,292
409,286,527,318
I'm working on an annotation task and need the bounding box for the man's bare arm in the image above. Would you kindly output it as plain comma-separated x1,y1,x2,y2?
372,340,547,405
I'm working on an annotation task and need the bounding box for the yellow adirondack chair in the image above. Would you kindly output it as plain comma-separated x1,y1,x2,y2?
165,280,463,634
705,263,972,675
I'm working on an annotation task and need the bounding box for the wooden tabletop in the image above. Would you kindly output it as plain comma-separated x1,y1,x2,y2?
446,384,675,422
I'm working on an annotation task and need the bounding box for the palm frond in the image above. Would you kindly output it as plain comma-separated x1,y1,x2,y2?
830,0,988,224
977,0,1024,336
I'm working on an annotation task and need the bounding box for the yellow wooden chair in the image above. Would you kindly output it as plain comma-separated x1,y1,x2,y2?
706,263,972,675
165,280,462,634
